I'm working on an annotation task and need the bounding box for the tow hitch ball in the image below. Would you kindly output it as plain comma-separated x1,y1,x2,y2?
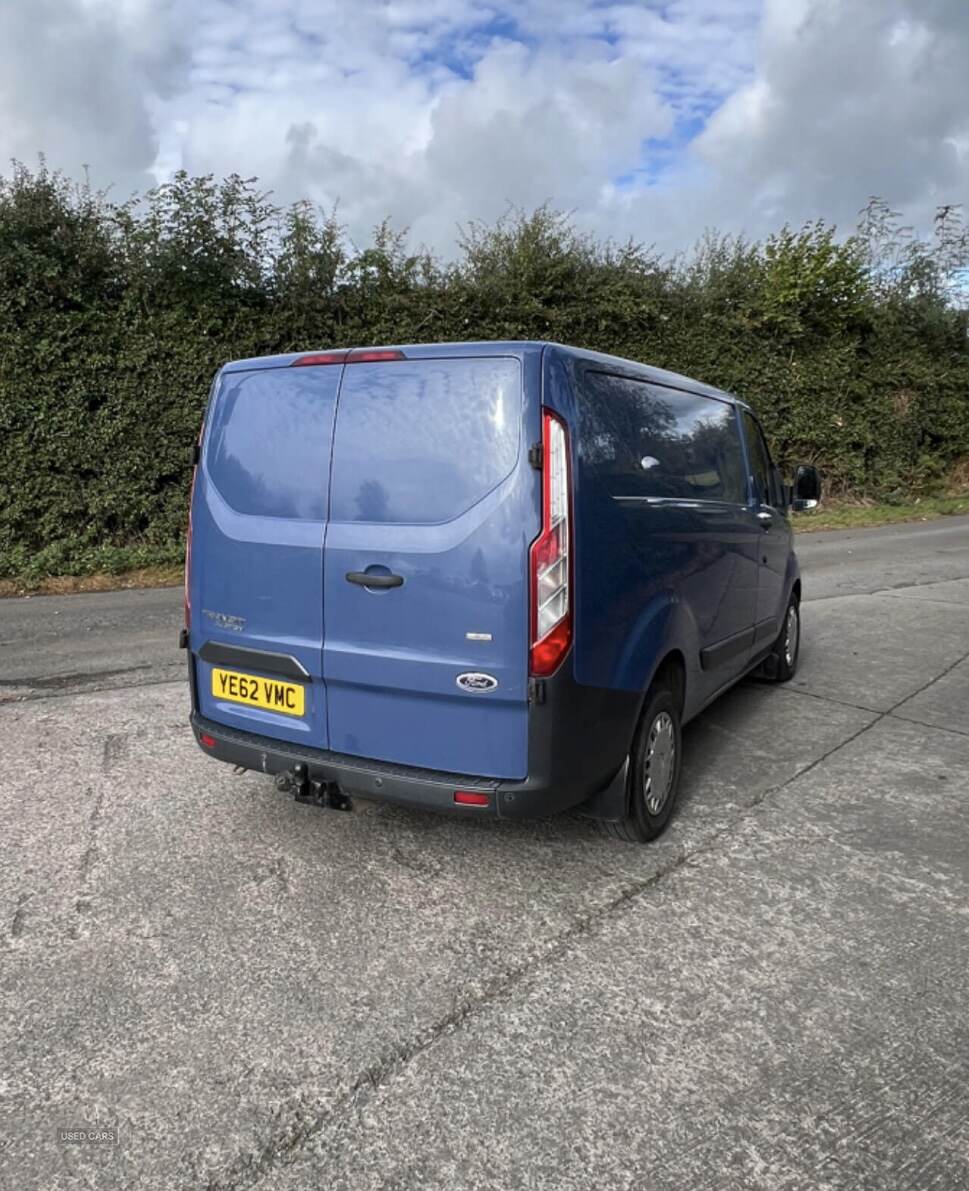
275,762,352,812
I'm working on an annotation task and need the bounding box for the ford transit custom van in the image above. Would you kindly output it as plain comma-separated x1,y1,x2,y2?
183,342,820,841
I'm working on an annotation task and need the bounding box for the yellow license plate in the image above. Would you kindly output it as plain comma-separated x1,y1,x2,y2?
211,667,305,717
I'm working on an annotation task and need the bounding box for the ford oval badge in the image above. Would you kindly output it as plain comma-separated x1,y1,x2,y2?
456,672,498,693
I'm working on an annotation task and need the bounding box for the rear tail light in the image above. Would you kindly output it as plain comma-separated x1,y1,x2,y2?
183,511,192,631
529,410,572,677
454,791,490,806
184,430,201,632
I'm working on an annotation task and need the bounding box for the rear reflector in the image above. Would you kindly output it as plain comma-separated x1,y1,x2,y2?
453,791,490,807
199,733,216,749
529,409,572,677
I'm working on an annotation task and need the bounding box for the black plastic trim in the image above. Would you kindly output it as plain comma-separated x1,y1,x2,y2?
753,617,779,645
187,646,200,708
505,657,639,817
699,625,755,672
197,640,311,681
345,571,403,589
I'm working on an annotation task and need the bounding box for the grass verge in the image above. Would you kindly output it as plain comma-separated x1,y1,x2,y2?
0,565,184,599
793,494,969,532
0,541,184,597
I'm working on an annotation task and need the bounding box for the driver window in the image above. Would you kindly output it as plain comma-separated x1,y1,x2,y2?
742,411,775,507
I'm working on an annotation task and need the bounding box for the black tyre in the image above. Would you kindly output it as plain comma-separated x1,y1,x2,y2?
758,594,800,683
600,684,683,844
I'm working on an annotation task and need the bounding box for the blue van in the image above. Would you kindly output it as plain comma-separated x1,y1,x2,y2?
183,342,820,841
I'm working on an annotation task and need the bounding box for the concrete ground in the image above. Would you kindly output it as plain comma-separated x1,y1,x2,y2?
1,516,967,1190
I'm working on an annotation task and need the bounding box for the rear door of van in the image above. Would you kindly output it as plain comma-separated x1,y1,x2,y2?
190,361,340,749
323,353,534,779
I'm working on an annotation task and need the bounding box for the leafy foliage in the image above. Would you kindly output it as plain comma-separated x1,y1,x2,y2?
1,164,968,576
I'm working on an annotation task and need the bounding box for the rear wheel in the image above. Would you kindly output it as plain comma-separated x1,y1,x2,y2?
600,684,683,844
758,594,800,682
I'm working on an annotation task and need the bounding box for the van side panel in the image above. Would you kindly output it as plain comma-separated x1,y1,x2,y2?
548,348,760,718
322,354,540,779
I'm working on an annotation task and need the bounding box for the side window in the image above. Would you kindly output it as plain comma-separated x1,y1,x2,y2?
741,411,775,506
769,464,785,508
581,373,747,504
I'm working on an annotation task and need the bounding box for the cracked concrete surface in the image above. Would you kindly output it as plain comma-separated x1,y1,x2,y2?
0,517,967,1189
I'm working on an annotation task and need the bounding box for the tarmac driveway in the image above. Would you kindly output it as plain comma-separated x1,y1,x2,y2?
1,517,968,1190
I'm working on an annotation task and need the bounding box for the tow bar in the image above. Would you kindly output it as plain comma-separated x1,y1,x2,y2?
275,762,353,812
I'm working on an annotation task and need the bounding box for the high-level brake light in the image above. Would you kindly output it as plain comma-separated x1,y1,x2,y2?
529,410,572,677
291,350,349,367
349,349,406,363
291,348,406,366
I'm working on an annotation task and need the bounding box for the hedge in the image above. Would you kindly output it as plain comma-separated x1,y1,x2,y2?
1,164,967,577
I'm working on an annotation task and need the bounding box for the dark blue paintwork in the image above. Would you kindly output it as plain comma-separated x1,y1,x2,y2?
540,344,787,720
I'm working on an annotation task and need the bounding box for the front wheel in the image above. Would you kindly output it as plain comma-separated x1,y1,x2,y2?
600,684,683,844
758,594,800,682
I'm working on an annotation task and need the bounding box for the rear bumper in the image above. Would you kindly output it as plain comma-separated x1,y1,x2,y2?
188,653,639,821
190,710,622,820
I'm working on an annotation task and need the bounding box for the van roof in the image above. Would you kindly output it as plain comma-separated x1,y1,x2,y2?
220,341,748,408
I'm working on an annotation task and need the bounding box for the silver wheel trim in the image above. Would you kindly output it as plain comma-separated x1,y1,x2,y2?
643,711,676,816
784,604,799,668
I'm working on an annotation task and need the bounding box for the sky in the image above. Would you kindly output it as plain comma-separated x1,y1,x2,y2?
0,0,967,257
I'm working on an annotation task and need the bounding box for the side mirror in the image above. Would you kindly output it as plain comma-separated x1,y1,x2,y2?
791,464,821,511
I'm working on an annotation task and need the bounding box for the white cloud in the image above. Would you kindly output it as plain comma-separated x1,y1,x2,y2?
154,2,676,251
686,0,969,232
0,0,967,255
0,0,189,198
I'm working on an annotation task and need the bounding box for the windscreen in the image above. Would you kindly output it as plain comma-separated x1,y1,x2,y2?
329,357,522,524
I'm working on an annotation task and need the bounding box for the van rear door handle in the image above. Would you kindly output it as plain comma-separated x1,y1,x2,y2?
755,511,773,527
345,571,404,588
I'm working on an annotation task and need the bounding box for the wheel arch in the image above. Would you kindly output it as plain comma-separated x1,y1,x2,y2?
647,648,687,719
576,647,688,826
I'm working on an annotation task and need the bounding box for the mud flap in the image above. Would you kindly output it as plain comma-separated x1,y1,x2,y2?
575,758,629,823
